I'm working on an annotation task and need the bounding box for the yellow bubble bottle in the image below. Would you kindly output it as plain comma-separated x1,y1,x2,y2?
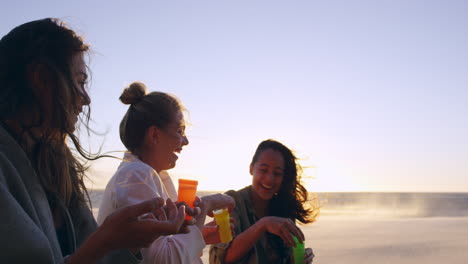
213,208,233,243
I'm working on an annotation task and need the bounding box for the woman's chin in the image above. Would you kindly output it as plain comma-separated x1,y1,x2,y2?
165,161,177,171
253,188,275,201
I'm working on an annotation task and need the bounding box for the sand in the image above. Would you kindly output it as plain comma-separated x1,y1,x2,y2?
89,190,468,263
200,216,468,263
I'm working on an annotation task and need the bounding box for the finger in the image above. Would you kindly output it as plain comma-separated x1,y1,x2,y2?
186,206,201,217
230,223,236,236
193,207,201,216
294,226,305,243
193,196,201,207
165,198,178,219
133,219,180,236
211,194,236,211
184,205,194,216
221,194,235,210
203,224,218,232
175,201,189,208
287,221,304,243
175,205,186,227
122,198,165,219
304,248,314,263
138,212,156,221
280,227,295,247
184,218,196,226
304,248,315,263
205,220,217,227
207,209,214,218
226,196,236,211
229,217,236,225
156,207,168,221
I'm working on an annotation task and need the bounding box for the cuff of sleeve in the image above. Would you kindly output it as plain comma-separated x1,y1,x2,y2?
132,250,143,260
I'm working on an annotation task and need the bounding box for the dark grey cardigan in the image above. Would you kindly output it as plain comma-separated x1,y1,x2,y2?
0,125,140,264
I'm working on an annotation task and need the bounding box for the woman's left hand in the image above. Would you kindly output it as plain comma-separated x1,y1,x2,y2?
202,218,236,244
201,220,219,244
304,247,314,264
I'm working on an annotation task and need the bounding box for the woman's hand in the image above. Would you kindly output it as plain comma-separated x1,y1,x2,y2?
259,216,304,247
98,197,186,249
155,198,194,234
198,193,235,216
202,218,236,244
304,247,314,264
172,200,201,233
67,198,185,264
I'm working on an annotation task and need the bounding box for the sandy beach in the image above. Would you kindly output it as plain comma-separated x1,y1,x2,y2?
89,190,468,263
201,215,468,263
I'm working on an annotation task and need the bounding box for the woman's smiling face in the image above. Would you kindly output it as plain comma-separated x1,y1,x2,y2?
250,148,285,201
152,111,189,172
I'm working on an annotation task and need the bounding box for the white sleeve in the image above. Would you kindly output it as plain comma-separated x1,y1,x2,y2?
112,166,206,263
114,167,166,209
142,225,205,264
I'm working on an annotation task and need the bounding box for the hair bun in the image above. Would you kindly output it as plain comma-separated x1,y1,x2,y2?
120,82,147,105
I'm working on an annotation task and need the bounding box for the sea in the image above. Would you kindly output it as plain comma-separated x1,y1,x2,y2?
89,190,468,218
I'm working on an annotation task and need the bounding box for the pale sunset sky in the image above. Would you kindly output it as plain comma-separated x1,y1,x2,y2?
2,0,467,192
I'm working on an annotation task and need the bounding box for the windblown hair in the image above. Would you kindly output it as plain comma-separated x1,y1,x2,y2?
0,18,97,215
119,81,184,152
251,139,319,224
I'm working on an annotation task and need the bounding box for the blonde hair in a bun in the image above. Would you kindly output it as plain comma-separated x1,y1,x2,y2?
119,81,185,152
119,82,147,105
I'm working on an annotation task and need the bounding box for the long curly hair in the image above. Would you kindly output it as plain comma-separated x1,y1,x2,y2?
250,139,319,224
0,18,99,215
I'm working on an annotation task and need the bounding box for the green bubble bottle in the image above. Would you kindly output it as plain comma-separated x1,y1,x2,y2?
293,236,305,264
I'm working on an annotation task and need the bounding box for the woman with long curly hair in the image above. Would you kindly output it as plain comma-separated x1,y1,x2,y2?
210,139,318,264
0,18,187,264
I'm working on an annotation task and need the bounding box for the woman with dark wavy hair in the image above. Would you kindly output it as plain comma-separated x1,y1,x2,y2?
0,18,188,264
210,139,318,264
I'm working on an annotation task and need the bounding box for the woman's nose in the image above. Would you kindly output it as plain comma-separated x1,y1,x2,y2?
80,90,91,106
264,172,275,183
77,89,90,107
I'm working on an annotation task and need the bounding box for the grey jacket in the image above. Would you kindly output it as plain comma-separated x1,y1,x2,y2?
0,124,140,264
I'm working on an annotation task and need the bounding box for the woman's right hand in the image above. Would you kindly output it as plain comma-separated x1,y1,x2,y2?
199,193,236,216
259,216,305,248
98,197,186,249
67,198,185,264
304,247,315,264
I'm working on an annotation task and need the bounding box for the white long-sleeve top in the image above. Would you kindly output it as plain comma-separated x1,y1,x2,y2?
97,152,205,264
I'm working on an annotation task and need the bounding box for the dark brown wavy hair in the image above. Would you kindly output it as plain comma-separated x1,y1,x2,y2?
250,139,319,224
0,18,100,215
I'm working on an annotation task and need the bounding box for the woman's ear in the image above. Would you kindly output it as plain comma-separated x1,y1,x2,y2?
249,163,254,176
146,125,161,145
26,63,54,124
27,63,52,95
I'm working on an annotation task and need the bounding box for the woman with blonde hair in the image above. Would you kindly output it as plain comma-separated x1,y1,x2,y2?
98,81,235,263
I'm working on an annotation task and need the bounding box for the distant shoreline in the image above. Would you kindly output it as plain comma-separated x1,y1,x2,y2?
89,189,468,194
88,190,468,218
